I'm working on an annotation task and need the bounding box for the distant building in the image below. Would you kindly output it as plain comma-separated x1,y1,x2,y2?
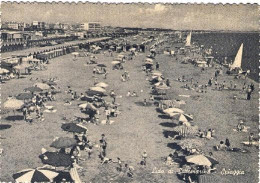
32,21,46,30
80,22,101,31
2,22,26,31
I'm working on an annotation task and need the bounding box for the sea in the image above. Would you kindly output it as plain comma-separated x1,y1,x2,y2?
192,32,259,82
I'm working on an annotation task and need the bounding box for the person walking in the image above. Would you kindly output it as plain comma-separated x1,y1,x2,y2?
246,86,252,100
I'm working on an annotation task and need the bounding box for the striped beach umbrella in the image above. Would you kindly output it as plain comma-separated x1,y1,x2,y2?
172,125,198,137
13,167,59,182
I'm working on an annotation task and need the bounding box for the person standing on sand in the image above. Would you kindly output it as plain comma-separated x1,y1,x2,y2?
246,86,252,100
141,151,148,166
249,133,254,146
156,62,160,70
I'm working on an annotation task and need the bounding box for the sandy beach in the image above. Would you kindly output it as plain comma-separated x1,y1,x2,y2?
1,34,258,183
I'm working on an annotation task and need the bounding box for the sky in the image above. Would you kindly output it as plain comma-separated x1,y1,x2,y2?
1,3,259,31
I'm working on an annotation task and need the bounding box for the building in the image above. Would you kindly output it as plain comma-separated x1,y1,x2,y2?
2,22,26,31
32,21,46,30
80,22,101,31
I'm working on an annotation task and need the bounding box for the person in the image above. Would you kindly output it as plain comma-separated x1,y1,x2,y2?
230,81,233,89
22,107,28,121
246,86,252,100
156,62,159,70
141,151,148,166
166,153,173,165
249,133,254,146
149,95,154,101
105,108,111,124
250,83,255,93
237,120,245,132
214,79,218,90
132,91,137,97
143,99,147,106
242,82,247,91
104,72,108,79
110,90,116,104
197,130,205,138
206,129,212,139
93,67,97,76
208,78,212,86
166,78,170,87
225,138,231,150
85,146,92,159
116,157,123,171
218,141,226,150
127,91,131,97
124,164,134,178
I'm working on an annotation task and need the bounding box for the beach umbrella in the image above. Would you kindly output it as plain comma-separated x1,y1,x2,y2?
97,64,107,68
152,71,163,77
13,167,59,182
0,68,10,74
156,85,171,90
172,113,193,122
39,152,73,167
118,54,125,58
89,87,106,95
163,108,184,115
44,81,57,86
24,86,43,93
172,125,198,136
74,112,88,119
34,83,51,90
50,137,77,149
185,154,219,166
13,63,31,70
71,52,79,56
79,103,97,111
3,98,24,110
144,61,153,65
111,61,121,65
16,93,33,100
95,82,108,88
145,58,154,63
61,123,88,133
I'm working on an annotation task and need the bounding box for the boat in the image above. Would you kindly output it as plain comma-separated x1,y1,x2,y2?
230,43,243,70
227,43,249,76
185,32,192,47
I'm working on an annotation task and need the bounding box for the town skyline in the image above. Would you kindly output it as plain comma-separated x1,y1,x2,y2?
2,3,258,31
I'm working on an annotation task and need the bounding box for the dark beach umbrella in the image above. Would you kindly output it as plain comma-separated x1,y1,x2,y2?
13,167,59,182
24,86,43,93
97,64,107,67
16,93,33,100
50,137,77,149
61,123,88,133
39,152,73,167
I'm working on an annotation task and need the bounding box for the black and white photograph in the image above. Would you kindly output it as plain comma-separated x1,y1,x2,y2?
0,2,259,183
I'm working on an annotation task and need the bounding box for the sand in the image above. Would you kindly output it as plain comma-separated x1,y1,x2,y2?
0,36,258,183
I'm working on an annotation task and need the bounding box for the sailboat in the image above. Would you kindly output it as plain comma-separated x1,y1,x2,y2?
230,43,243,70
228,43,250,76
185,32,192,47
